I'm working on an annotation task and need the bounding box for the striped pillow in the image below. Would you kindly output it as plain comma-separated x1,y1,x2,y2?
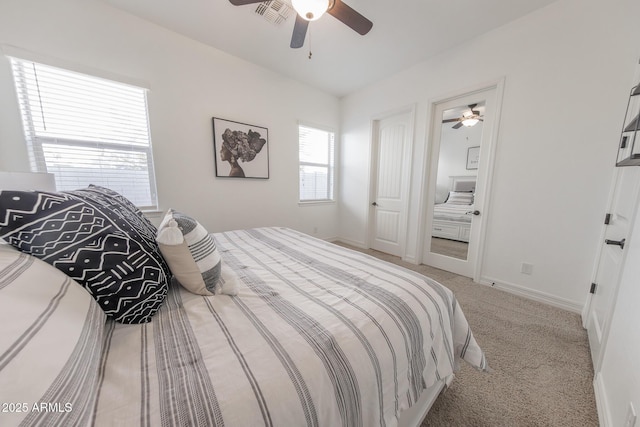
0,245,106,426
446,191,474,205
156,210,225,296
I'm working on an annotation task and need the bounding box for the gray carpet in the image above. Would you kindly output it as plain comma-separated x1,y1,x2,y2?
335,243,598,427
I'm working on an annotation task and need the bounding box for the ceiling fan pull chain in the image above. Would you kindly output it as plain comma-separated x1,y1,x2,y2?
308,25,313,59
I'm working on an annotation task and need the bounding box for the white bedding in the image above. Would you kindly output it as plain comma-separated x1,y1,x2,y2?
93,227,487,426
433,203,473,223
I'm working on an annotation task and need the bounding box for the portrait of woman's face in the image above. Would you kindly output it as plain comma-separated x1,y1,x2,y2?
220,144,231,162
213,118,269,179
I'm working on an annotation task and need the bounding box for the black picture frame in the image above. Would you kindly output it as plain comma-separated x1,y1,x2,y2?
212,117,269,179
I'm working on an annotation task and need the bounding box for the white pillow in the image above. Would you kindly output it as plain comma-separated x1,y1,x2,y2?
446,191,474,205
0,245,106,426
156,209,236,296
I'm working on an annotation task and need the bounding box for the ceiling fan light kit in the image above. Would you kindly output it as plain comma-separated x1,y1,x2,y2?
291,0,329,21
229,0,372,51
461,111,479,127
442,104,484,129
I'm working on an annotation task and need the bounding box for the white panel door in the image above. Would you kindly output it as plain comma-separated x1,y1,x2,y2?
585,166,640,370
370,112,412,256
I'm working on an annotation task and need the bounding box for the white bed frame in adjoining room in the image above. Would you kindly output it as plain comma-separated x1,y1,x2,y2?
431,175,476,243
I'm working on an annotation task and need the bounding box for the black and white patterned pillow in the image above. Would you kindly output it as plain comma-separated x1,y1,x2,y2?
0,187,170,324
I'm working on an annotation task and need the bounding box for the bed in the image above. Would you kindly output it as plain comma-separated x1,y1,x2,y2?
432,177,476,243
0,184,487,427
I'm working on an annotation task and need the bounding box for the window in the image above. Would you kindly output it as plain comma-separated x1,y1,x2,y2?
10,58,158,209
299,124,335,202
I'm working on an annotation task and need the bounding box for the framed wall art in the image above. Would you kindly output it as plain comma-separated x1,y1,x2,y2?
212,117,269,179
466,146,480,170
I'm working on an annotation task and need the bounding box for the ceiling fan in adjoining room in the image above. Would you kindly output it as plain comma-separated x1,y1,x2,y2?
229,0,373,49
442,104,484,129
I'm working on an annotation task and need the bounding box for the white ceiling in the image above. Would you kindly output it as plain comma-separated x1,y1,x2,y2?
100,0,558,97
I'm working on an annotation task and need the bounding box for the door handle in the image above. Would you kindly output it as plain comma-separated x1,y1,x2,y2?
372,202,378,206
605,238,625,249
466,210,480,216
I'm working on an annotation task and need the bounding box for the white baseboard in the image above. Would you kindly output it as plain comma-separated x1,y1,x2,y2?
331,239,418,264
478,276,583,313
328,246,583,313
593,372,612,427
402,253,418,264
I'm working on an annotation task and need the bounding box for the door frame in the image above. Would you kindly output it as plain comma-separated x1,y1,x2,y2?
581,166,619,328
417,79,505,280
367,105,416,257
582,166,640,372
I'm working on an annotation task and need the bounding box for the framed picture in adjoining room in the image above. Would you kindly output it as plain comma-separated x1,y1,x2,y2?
466,146,480,170
212,117,269,179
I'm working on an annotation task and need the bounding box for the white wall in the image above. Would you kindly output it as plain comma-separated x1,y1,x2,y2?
339,0,640,311
435,123,483,203
0,0,340,239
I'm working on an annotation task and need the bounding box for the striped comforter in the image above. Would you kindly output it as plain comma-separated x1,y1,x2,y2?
93,227,487,427
433,204,473,223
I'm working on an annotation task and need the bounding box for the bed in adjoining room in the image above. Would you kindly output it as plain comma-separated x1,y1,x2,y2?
0,183,487,427
432,176,476,243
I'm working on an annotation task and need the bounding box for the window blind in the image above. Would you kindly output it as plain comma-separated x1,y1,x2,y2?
10,57,158,209
299,124,334,202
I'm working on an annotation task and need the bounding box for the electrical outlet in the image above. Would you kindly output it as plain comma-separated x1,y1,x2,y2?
520,262,533,275
625,402,637,427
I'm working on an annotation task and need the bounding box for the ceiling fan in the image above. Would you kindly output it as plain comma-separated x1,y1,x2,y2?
229,0,373,49
442,104,484,129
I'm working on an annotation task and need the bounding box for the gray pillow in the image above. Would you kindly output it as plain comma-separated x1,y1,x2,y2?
446,191,474,205
156,209,222,295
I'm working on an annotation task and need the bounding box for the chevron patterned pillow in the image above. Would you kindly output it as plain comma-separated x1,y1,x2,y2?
0,187,170,324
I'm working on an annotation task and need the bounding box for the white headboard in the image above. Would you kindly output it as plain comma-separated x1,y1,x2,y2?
450,176,476,192
0,171,56,191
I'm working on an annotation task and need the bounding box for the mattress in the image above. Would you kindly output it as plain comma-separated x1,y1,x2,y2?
93,227,487,426
433,203,473,223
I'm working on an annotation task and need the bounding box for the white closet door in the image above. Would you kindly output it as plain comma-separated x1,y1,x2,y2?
369,111,412,257
584,166,640,370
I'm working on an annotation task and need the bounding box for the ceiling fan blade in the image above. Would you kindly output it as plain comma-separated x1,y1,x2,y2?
327,0,373,35
442,118,460,123
452,122,463,129
228,0,264,5
290,14,309,48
